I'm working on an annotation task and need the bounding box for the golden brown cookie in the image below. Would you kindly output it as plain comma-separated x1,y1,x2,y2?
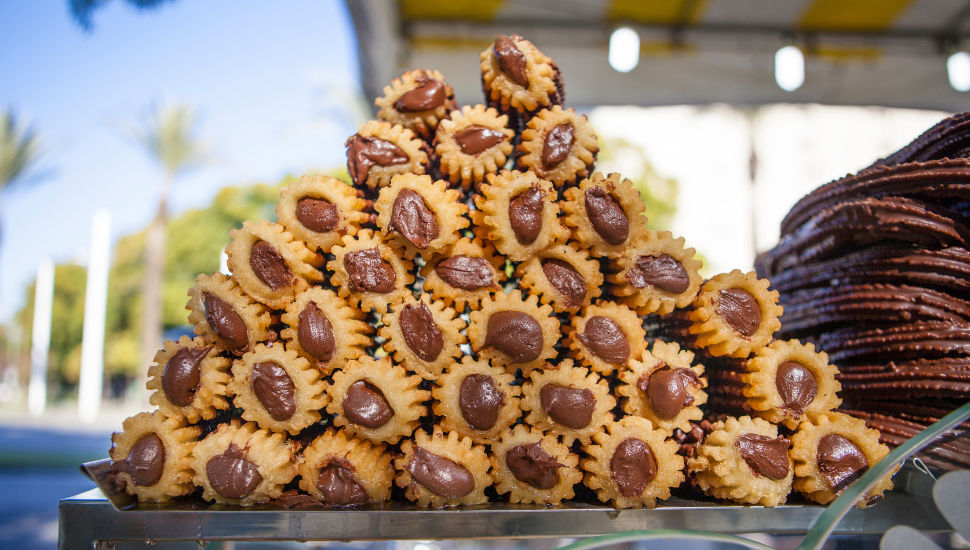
467,289,560,376
566,301,647,375
616,340,707,434
420,237,507,312
146,335,231,423
480,34,562,113
327,355,429,445
688,416,793,507
328,229,415,314
608,230,704,315
432,356,521,444
346,120,429,191
515,242,602,314
521,359,616,445
190,420,298,505
380,293,466,380
298,428,395,506
375,69,457,141
227,343,328,436
186,272,271,356
109,411,200,502
490,425,582,504
374,174,468,259
395,427,492,508
435,105,515,191
275,174,371,255
743,339,842,430
516,107,599,187
582,416,684,509
688,270,784,358
279,287,372,375
225,220,322,309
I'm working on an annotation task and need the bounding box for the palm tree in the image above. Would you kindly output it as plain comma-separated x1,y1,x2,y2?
127,101,209,382
0,109,46,287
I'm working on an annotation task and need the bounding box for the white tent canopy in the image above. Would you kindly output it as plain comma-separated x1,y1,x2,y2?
347,0,970,112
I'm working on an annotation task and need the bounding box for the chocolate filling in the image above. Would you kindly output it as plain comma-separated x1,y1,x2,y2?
735,433,791,480
114,433,166,487
541,259,586,306
482,310,543,364
610,438,658,497
626,254,690,294
776,361,818,416
817,434,869,493
296,197,339,233
717,288,761,338
162,346,209,407
203,292,249,352
406,446,475,498
576,316,629,365
399,302,444,362
435,256,495,290
508,186,544,245
206,443,262,500
345,135,409,187
639,367,701,420
542,123,574,169
505,442,562,490
298,302,335,364
344,247,396,293
395,76,446,112
317,458,368,505
390,189,439,249
252,362,296,422
458,374,505,430
493,35,529,87
343,380,394,429
540,384,595,429
584,187,628,245
249,240,296,291
453,125,507,155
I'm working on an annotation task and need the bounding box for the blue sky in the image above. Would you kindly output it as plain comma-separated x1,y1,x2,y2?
0,0,364,322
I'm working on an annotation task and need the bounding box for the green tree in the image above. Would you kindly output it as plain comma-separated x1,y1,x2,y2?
125,101,211,381
0,109,46,288
69,0,177,31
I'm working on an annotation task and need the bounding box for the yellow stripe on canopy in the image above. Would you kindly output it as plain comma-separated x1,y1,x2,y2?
400,0,505,22
609,0,710,25
798,0,915,31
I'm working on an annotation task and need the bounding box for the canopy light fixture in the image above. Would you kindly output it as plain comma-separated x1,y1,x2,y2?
609,27,640,73
948,51,970,92
775,45,804,92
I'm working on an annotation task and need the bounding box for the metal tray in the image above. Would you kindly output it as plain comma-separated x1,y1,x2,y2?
57,459,953,550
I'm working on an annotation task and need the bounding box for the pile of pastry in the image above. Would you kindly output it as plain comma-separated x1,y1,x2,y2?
106,35,893,509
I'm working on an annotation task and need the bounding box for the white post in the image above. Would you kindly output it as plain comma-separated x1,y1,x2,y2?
27,259,55,416
78,208,112,423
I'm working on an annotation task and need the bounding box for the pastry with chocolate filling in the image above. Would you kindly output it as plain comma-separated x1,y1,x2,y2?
298,428,394,506
328,229,415,314
327,355,429,444
467,289,560,376
617,340,707,433
280,287,372,375
581,416,684,509
380,293,466,380
743,339,842,430
432,355,521,444
566,301,646,374
420,237,506,312
190,420,298,505
186,272,271,356
609,230,703,315
435,105,515,191
521,358,616,445
225,220,322,310
472,170,569,262
479,34,563,115
395,427,492,508
275,174,371,255
490,425,581,504
227,343,329,436
375,69,458,141
562,172,648,258
374,174,468,259
790,412,894,507
515,106,599,187
688,270,784,358
346,120,429,193
515,242,602,314
146,335,231,423
688,416,793,507
109,411,200,502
